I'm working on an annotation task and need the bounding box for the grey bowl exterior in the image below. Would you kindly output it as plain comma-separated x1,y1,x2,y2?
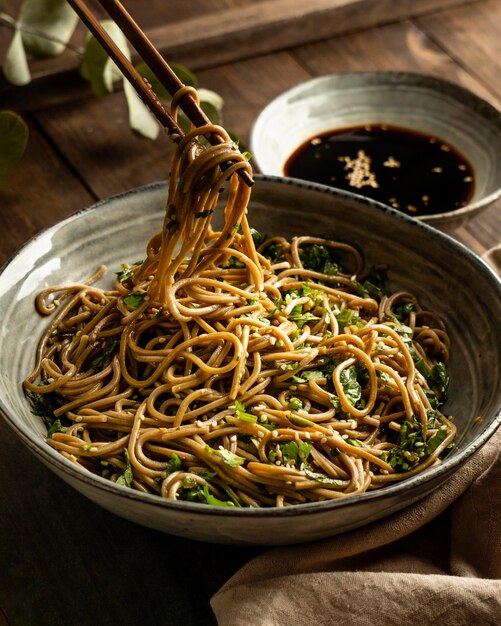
0,177,500,545
251,72,501,230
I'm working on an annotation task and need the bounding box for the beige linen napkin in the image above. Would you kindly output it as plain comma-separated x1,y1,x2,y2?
212,427,501,626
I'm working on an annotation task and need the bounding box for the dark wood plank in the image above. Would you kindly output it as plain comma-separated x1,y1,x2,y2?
415,0,501,103
139,0,481,71
0,118,95,265
32,51,311,198
0,417,261,626
0,0,478,107
289,18,499,106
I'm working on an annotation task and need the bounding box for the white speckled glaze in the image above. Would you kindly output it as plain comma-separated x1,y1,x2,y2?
0,177,500,545
251,72,501,229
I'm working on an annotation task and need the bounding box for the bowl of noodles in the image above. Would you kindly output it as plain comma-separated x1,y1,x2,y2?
0,129,500,545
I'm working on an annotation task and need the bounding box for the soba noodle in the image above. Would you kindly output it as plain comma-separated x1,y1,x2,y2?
24,107,456,508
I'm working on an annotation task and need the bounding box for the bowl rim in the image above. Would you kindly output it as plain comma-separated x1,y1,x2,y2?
250,70,501,224
1,176,500,519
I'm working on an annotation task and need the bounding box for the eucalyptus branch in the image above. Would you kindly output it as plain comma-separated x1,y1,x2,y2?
0,12,84,55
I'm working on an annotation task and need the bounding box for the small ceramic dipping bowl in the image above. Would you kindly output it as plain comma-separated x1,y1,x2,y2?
251,72,501,229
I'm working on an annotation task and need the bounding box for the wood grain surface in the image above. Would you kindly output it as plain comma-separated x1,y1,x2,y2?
0,1,500,624
0,0,478,98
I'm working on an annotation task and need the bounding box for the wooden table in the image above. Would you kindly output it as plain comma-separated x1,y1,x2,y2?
0,1,500,624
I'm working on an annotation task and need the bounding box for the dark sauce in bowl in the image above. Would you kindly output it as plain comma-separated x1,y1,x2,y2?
283,124,475,216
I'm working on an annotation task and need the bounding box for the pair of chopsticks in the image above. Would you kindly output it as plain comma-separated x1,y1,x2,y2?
66,0,253,187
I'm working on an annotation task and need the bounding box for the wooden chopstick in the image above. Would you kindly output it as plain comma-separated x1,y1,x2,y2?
66,0,254,187
66,0,184,141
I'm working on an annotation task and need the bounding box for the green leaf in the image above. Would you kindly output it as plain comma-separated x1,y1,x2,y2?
115,449,133,487
80,20,125,96
235,401,257,424
280,441,311,466
136,61,198,98
393,301,415,321
124,291,146,310
0,111,29,181
123,80,160,139
116,261,142,283
135,61,172,101
202,484,235,507
288,414,315,428
167,453,182,474
289,309,321,329
392,323,413,335
206,445,245,467
291,370,324,384
340,366,362,406
197,87,224,125
92,337,119,368
18,0,78,57
303,468,344,486
428,362,449,402
426,427,447,455
264,243,283,263
250,227,266,246
288,397,303,411
47,419,65,438
300,243,340,275
222,256,246,269
336,308,357,326
280,362,299,371
2,28,31,85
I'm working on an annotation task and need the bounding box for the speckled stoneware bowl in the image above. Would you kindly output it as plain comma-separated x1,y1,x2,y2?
251,72,501,230
1,177,500,545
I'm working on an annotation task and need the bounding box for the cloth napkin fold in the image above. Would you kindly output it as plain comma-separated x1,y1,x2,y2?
212,427,501,626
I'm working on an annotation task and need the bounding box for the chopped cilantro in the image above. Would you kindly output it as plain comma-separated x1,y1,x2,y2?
428,362,449,403
265,243,283,262
280,362,299,371
336,308,357,326
202,484,236,507
47,419,65,437
115,449,133,488
205,445,245,467
346,437,364,447
288,397,303,411
92,337,119,368
289,309,321,328
115,263,140,283
392,323,413,335
303,468,344,486
223,256,246,269
340,366,362,407
26,389,66,435
235,401,257,424
250,227,266,246
426,427,447,454
356,267,387,298
393,301,415,321
167,452,182,474
300,244,340,275
124,291,147,310
280,441,311,467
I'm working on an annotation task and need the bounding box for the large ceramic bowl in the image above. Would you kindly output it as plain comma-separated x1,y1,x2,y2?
0,177,500,545
251,72,501,230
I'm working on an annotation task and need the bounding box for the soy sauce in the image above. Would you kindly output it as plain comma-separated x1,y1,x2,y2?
283,124,475,216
